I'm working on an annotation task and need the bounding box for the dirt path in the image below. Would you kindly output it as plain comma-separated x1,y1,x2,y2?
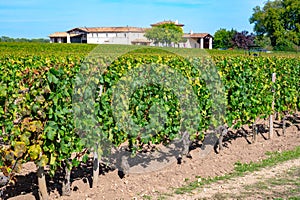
175,158,300,200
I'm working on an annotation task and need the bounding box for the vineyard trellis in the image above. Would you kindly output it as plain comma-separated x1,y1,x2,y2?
0,44,299,199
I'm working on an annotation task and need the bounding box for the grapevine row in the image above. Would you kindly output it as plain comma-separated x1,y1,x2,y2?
0,50,299,199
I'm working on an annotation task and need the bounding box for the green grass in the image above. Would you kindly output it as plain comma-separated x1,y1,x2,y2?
173,146,300,195
234,147,300,174
142,194,152,200
235,166,300,199
1,42,299,58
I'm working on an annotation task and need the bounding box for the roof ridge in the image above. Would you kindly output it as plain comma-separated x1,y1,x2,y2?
77,26,146,29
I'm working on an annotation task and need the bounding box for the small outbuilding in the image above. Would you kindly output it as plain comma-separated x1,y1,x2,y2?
49,32,68,43
181,32,213,49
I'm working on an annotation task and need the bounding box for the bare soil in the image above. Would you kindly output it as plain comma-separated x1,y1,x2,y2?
175,158,300,199
2,120,300,200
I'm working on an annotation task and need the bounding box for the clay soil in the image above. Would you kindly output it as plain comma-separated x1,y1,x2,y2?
2,120,300,200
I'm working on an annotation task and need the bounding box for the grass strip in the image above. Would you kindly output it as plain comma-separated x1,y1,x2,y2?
174,146,300,194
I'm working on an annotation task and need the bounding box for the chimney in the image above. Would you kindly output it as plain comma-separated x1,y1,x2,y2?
175,20,178,24
190,30,193,35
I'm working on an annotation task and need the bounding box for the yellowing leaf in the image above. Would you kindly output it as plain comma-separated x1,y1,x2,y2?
13,142,26,158
29,144,42,160
37,155,49,167
50,154,56,165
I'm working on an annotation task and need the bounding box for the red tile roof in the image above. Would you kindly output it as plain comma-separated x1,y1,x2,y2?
183,33,212,38
48,32,82,38
48,32,68,37
67,27,149,33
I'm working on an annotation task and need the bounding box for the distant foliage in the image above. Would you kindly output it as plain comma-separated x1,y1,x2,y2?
144,23,184,47
213,29,236,49
232,31,255,50
214,29,255,50
254,36,272,50
250,0,300,51
0,36,49,43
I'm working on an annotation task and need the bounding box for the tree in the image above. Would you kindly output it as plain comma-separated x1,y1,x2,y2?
0,36,14,42
249,0,300,51
232,31,255,50
144,23,184,46
144,28,163,45
213,28,236,49
254,35,272,50
0,36,49,43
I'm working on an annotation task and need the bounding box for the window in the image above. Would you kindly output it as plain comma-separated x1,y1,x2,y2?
124,33,127,37
106,33,108,37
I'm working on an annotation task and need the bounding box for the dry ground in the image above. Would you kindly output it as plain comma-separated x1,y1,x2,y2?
3,120,300,200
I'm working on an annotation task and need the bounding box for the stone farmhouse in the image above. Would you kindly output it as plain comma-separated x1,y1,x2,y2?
49,20,213,49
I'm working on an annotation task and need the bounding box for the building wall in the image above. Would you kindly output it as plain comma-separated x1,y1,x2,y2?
181,38,199,48
50,37,66,43
67,30,87,43
50,30,213,49
86,32,146,45
178,38,213,49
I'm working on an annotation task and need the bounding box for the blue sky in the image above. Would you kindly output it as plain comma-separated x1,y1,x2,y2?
0,0,265,39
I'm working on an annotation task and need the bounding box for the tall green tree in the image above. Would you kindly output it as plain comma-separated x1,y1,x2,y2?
249,0,300,51
213,28,236,49
254,35,272,50
144,23,184,46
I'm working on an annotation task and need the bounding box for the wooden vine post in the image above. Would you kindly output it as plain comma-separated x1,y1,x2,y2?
92,85,103,188
252,123,257,143
93,143,99,188
37,166,49,200
62,160,71,196
269,73,276,139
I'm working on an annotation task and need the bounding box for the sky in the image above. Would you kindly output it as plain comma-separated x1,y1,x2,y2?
0,0,265,39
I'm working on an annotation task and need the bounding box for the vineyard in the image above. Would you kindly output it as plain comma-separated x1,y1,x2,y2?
0,43,299,199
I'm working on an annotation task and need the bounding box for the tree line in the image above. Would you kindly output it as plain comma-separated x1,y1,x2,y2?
143,0,299,51
214,0,299,51
0,36,49,43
